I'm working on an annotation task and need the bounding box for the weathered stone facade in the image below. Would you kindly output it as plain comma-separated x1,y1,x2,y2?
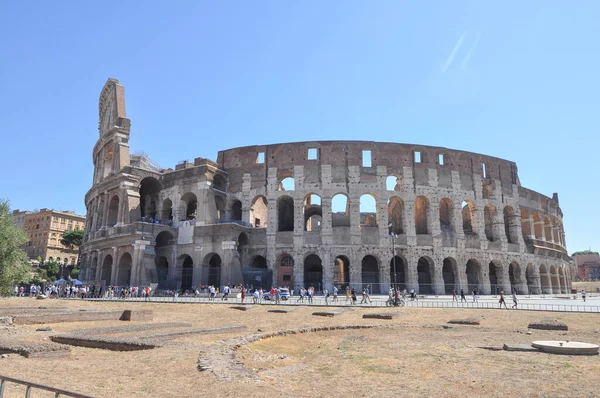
80,78,573,295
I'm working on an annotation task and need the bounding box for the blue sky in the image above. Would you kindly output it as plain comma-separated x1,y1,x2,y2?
0,1,598,253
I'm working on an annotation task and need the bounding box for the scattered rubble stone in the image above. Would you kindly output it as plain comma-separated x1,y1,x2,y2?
362,313,398,320
36,327,52,332
448,318,480,325
528,319,568,331
0,337,70,358
312,311,342,317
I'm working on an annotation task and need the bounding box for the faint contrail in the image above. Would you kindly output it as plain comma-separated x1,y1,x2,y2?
461,34,481,70
442,32,467,72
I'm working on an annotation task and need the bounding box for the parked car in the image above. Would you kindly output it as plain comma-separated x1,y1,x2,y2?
279,288,290,300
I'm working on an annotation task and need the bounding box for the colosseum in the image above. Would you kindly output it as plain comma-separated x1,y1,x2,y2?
79,78,573,295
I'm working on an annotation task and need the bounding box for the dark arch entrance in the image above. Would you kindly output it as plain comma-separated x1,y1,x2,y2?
207,254,221,287
101,255,113,285
390,255,406,290
304,255,323,290
156,256,169,289
442,257,457,294
180,255,193,291
250,256,267,269
334,256,350,289
489,262,499,294
417,257,433,294
361,255,380,294
117,253,132,286
466,259,481,293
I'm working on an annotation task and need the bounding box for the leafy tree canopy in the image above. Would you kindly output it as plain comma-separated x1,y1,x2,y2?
0,199,32,295
60,229,84,250
46,260,60,281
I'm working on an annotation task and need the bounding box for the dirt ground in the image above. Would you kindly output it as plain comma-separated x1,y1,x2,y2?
1,298,599,398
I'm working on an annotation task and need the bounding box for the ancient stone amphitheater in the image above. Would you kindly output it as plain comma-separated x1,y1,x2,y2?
80,78,572,295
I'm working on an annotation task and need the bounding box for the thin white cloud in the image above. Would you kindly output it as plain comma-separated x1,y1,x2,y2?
442,32,467,72
461,34,481,70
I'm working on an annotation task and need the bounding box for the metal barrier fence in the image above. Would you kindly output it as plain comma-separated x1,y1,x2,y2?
0,375,92,398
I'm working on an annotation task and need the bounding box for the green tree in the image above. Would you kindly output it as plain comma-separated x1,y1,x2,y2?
70,267,80,279
60,229,84,250
46,260,60,281
0,199,32,296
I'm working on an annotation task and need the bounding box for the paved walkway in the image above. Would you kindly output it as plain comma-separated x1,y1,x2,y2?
70,294,600,313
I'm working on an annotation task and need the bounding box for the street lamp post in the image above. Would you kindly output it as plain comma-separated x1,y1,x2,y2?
391,232,398,306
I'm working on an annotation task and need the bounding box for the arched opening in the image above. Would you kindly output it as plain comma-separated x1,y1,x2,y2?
277,195,294,232
116,252,132,286
278,254,294,288
442,257,457,294
101,255,113,285
544,217,553,242
386,175,402,191
180,192,198,221
155,256,169,289
526,263,536,294
462,201,477,235
417,257,433,294
139,177,161,220
250,255,267,269
180,255,194,291
278,177,295,191
360,194,377,227
520,208,531,238
155,231,175,248
107,195,119,227
466,259,481,293
533,213,543,239
484,205,496,242
212,174,227,191
238,232,249,247
215,196,225,222
231,200,242,222
489,262,501,294
332,194,350,227
415,196,429,235
161,199,173,221
508,262,521,293
334,256,350,289
304,194,322,231
96,199,105,231
206,254,222,287
390,255,406,289
550,265,560,293
304,254,323,290
540,264,551,293
388,197,404,235
503,206,517,244
250,196,268,228
559,267,566,293
361,255,380,294
439,198,453,232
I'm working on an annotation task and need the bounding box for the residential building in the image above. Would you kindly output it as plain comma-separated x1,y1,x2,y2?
23,208,86,264
573,251,600,280
11,209,35,229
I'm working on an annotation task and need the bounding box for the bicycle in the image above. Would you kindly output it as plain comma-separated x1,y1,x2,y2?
386,296,405,307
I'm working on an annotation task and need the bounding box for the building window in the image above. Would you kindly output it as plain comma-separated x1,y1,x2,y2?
308,148,318,160
256,152,265,164
414,151,421,163
362,150,372,167
438,154,444,165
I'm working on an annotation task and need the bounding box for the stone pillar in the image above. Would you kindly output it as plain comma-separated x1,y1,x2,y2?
349,199,361,245
321,196,333,239
474,205,487,248
540,271,552,294
430,201,441,236
293,253,304,290
321,249,333,291
452,202,465,239
293,197,304,234
404,200,416,246
480,264,492,295
534,221,545,241
109,247,118,285
406,254,418,293
432,262,445,295
102,195,109,228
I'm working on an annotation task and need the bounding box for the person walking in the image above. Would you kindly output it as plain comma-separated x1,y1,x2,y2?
240,286,245,303
452,289,458,302
499,291,508,309
222,284,230,301
332,285,339,303
460,289,467,302
324,288,329,305
345,286,351,302
511,291,518,309
274,287,280,304
582,289,587,302
350,288,357,306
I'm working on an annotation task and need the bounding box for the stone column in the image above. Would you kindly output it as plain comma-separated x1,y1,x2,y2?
429,201,441,236
377,198,389,237
406,254,418,293
293,253,304,290
102,195,109,228
404,200,416,246
115,190,124,226
109,247,118,285
452,202,465,239
432,262,445,295
349,199,361,245
534,221,545,241
293,197,304,234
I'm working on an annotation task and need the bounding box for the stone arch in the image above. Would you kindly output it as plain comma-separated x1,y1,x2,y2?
520,208,531,238
277,195,294,232
178,254,194,291
386,175,402,191
539,264,551,294
415,196,429,235
304,254,323,290
550,265,560,294
155,256,169,289
503,206,518,244
180,192,198,221
250,195,268,228
361,255,380,294
277,254,294,288
462,200,477,235
508,261,523,293
139,177,161,219
488,261,502,294
107,195,119,227
250,255,267,269
215,196,225,222
332,193,350,227
90,256,98,281
334,255,350,289
212,174,227,191
466,259,482,293
101,255,113,285
544,217,553,243
116,252,132,286
417,256,434,294
161,198,173,221
442,257,458,294
360,194,377,227
533,213,543,239
230,199,242,222
484,205,497,242
559,266,567,293
390,255,407,289
204,253,222,287
278,177,295,191
526,263,537,294
439,198,454,232
388,196,404,235
238,232,249,247
155,231,175,248
304,193,322,231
